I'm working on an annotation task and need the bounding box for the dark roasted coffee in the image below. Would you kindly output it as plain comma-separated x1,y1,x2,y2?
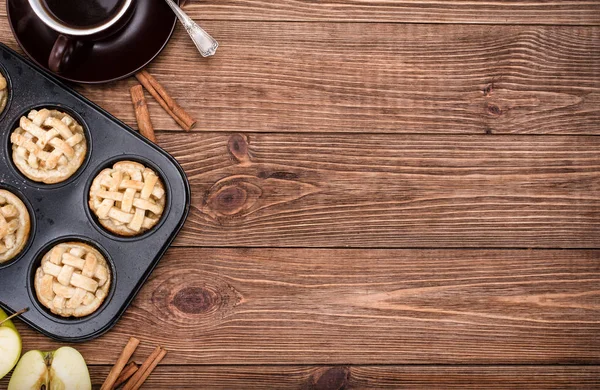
42,0,126,28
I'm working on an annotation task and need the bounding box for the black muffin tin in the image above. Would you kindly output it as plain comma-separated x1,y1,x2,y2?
0,43,190,341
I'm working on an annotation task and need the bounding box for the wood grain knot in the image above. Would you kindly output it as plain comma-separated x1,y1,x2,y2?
482,83,494,96
215,186,247,214
171,287,216,314
486,103,503,116
228,133,250,163
153,270,243,324
202,174,318,223
205,179,262,217
309,367,350,390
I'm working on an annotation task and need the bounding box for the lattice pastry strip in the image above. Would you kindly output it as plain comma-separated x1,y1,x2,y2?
89,161,166,236
0,190,30,264
0,72,7,114
11,108,87,184
35,242,111,318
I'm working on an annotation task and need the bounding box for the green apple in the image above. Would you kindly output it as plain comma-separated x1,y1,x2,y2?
8,347,91,390
0,308,22,380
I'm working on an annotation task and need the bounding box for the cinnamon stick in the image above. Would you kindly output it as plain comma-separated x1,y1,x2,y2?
130,85,156,143
113,362,138,389
128,348,167,390
135,70,196,131
123,346,167,390
100,337,140,390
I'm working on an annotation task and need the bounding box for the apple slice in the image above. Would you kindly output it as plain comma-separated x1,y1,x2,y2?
6,350,47,389
8,347,91,390
0,308,22,380
50,347,92,390
0,327,21,380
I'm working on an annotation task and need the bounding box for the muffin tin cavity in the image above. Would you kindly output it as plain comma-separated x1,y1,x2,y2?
0,187,33,265
0,43,189,341
0,67,9,117
9,106,89,185
29,238,115,322
88,159,167,238
34,241,112,318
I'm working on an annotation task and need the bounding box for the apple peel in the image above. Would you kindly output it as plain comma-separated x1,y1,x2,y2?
0,307,29,327
0,307,26,380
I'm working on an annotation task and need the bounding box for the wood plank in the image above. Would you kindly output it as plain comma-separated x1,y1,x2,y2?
3,365,599,389
1,21,599,135
3,0,600,25
68,365,600,389
82,23,600,135
11,248,600,365
159,132,600,248
182,0,600,25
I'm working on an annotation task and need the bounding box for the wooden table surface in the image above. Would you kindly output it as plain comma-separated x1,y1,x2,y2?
2,1,600,388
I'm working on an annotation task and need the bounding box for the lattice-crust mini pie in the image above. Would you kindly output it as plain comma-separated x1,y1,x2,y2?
35,242,111,318
0,72,7,114
89,161,166,236
0,190,30,263
11,108,87,184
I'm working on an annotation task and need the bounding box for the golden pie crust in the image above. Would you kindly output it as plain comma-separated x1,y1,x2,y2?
0,190,30,263
89,161,166,236
0,73,7,114
35,242,111,318
11,109,87,184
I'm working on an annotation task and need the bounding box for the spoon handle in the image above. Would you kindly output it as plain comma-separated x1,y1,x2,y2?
164,0,218,57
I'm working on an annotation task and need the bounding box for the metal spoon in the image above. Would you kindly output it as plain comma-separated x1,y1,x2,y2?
163,0,218,57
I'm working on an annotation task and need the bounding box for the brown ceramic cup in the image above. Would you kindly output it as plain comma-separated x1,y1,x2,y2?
27,0,135,73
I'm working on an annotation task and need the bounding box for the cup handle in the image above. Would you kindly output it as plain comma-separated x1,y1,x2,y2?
48,35,78,73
